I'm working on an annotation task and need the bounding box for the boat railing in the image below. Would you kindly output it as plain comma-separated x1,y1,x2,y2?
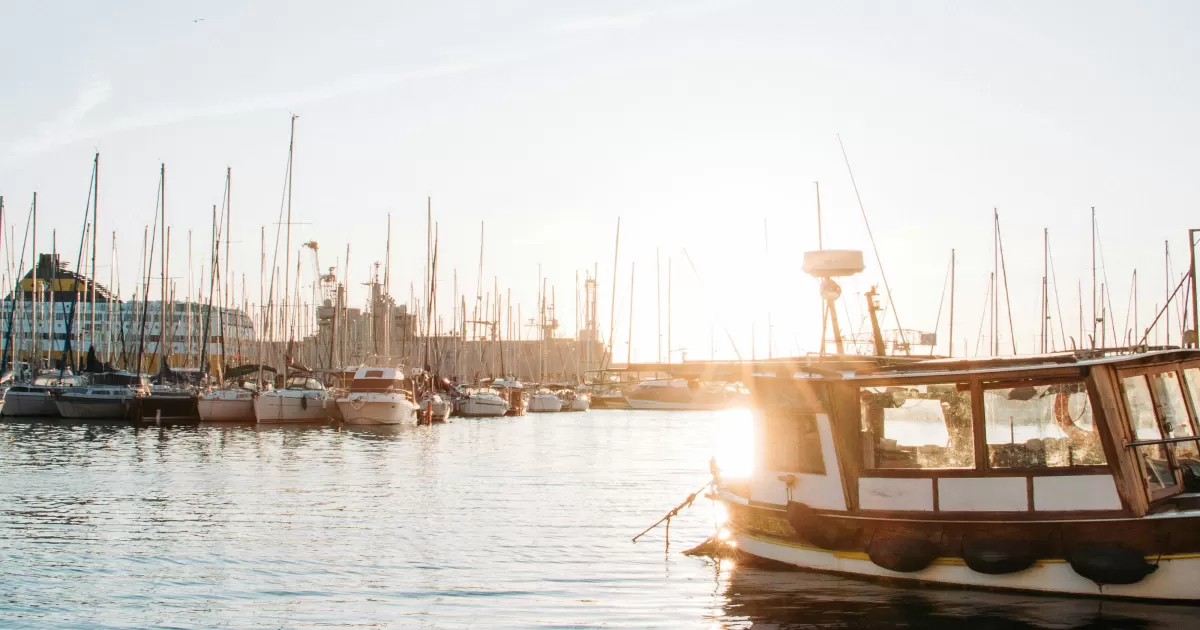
1125,435,1200,448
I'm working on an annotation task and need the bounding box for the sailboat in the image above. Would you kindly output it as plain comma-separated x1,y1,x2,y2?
253,117,334,424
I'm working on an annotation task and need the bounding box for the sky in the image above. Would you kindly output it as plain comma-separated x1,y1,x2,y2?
2,0,1200,362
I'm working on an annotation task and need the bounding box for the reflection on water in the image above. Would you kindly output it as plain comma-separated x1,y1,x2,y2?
0,412,1194,628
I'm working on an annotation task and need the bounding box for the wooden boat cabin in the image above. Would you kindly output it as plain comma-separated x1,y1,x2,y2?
717,349,1200,601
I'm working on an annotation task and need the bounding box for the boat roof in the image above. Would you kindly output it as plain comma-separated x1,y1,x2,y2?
352,366,405,380
815,348,1200,382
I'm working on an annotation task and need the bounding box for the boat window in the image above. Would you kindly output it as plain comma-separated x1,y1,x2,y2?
860,383,975,470
762,412,825,475
1151,371,1200,461
982,382,1106,469
365,370,384,378
1123,375,1178,493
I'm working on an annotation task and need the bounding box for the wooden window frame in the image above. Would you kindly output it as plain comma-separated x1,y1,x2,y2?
1116,364,1193,503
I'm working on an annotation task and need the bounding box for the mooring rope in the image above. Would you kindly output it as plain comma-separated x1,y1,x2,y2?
632,481,711,545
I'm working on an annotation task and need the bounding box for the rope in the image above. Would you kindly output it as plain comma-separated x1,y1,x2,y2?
632,481,710,544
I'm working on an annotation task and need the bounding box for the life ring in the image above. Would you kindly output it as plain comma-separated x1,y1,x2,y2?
1053,391,1089,442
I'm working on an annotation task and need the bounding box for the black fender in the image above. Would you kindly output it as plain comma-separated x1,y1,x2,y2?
867,535,939,573
963,539,1039,575
1068,544,1157,585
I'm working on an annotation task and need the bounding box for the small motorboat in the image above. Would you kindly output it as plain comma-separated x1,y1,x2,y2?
3,371,81,417
255,372,334,424
335,366,419,425
419,393,453,424
454,387,509,418
527,388,564,413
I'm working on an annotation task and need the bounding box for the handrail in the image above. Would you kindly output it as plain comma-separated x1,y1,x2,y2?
1125,435,1200,448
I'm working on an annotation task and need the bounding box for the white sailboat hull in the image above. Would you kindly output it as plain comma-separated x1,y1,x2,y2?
336,393,418,425
254,391,333,423
528,395,563,413
569,398,591,412
198,396,255,422
456,396,509,417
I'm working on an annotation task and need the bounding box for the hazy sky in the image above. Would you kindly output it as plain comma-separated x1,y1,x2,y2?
3,1,1200,362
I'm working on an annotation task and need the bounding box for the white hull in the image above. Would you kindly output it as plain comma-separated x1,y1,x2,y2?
569,398,590,412
528,395,563,413
336,395,418,425
198,397,255,422
254,393,333,423
3,392,60,416
625,397,726,411
456,397,508,417
732,529,1200,601
420,398,453,423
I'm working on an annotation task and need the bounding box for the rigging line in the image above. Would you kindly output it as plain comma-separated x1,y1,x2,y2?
1047,242,1067,350
974,275,993,357
1122,269,1136,346
1139,270,1192,347
930,254,953,357
135,171,163,374
837,134,906,353
995,214,1018,354
1093,218,1120,344
61,158,98,375
1,201,35,375
681,248,742,361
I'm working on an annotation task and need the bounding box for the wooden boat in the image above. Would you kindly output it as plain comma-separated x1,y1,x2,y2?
715,349,1200,601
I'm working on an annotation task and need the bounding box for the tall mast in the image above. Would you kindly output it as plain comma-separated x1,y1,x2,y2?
283,114,297,379
161,164,168,370
626,262,635,366
1091,207,1097,348
30,192,37,365
90,152,99,350
948,249,956,358
607,218,620,367
1042,229,1048,353
667,257,672,365
656,249,661,363
1166,240,1172,346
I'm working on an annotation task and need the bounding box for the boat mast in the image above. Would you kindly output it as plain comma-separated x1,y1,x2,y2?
667,257,672,365
161,162,168,372
1091,207,1097,348
949,249,955,358
607,218,620,368
30,192,37,367
1042,229,1048,353
283,114,297,381
90,153,98,355
626,262,635,366
1166,240,1171,346
656,249,661,363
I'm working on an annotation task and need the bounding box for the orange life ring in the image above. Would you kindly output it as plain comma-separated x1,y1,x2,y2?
1053,391,1088,441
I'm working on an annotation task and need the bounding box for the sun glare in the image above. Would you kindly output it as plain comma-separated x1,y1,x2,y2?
713,407,755,479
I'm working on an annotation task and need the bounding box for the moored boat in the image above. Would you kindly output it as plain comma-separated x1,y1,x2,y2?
455,387,509,418
254,372,334,424
715,349,1200,602
528,388,564,413
335,366,418,425
625,378,747,410
3,372,81,417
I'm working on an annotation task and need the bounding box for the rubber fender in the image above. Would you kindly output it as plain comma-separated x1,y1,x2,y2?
867,536,939,573
785,502,857,550
963,539,1039,575
300,396,308,410
1068,544,1157,585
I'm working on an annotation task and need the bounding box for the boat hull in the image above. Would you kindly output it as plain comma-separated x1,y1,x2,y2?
254,393,334,423
528,395,563,413
198,397,255,422
55,396,132,420
625,397,727,411
731,528,1200,601
336,395,417,425
3,392,60,417
455,397,509,418
590,395,630,410
419,399,453,423
134,395,199,425
569,398,591,412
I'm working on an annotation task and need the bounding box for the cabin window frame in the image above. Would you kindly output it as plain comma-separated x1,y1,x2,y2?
976,375,1111,474
852,368,1113,479
1117,362,1200,502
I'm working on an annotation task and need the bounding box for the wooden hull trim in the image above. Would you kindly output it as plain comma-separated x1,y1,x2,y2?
732,529,1200,601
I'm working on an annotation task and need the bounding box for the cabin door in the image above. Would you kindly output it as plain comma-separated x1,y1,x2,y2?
1121,368,1200,500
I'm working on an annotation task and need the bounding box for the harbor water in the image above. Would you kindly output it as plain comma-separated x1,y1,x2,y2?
0,410,1195,628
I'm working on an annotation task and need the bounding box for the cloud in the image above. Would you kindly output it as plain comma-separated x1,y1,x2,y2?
1,57,501,163
553,11,657,34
